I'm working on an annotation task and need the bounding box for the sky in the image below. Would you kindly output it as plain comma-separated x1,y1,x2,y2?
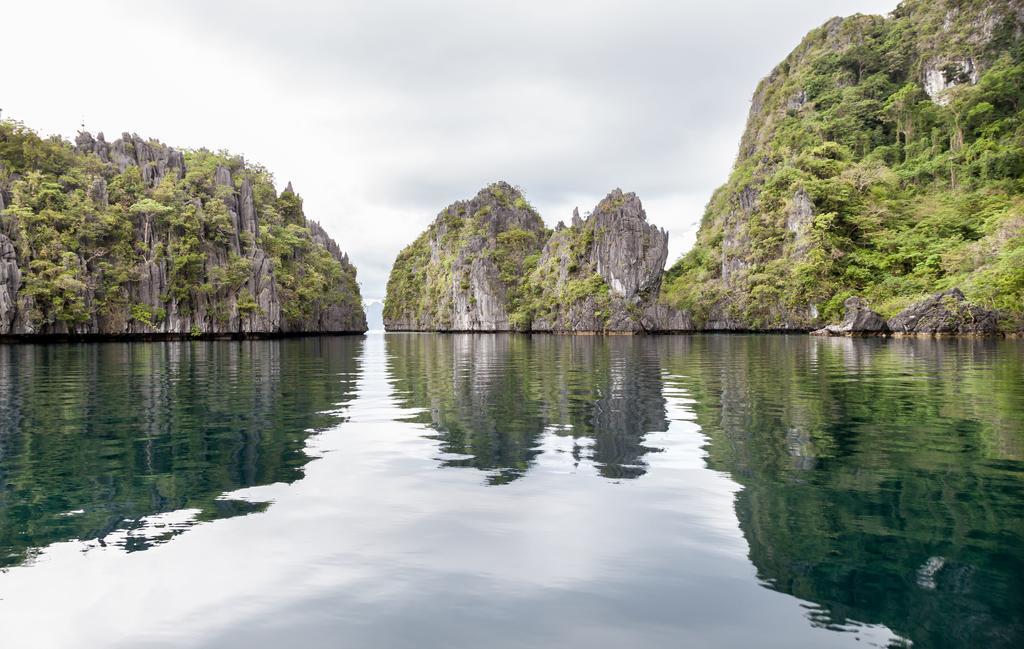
4,0,899,300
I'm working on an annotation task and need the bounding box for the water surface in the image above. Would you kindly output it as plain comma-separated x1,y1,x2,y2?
0,334,1021,648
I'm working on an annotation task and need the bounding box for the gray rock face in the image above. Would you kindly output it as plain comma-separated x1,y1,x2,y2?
787,188,814,233
887,288,998,335
811,296,888,336
590,190,668,298
383,182,547,331
385,185,681,334
640,302,693,332
75,131,186,188
0,232,22,333
923,57,979,105
528,189,676,333
1,132,365,337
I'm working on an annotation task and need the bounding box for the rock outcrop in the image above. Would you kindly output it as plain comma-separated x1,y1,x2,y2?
888,289,998,335
526,190,684,333
0,231,21,333
384,184,686,333
0,123,365,337
811,297,888,336
383,182,548,331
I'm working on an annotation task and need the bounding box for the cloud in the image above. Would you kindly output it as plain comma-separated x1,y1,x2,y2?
2,0,899,298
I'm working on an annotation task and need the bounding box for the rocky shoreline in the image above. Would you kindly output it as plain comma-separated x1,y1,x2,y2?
0,330,366,344
812,289,1005,338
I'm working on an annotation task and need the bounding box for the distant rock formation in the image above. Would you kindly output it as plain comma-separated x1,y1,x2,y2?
527,190,685,333
384,184,687,333
0,123,366,337
383,182,548,331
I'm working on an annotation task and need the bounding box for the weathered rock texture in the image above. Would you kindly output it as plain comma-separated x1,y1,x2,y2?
0,124,365,337
383,182,548,331
659,0,1024,333
811,296,889,336
527,190,687,333
888,288,999,335
384,184,686,333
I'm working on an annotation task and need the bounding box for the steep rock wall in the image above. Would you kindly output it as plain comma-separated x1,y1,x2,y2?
0,124,365,337
383,182,548,331
526,190,686,333
661,0,1024,332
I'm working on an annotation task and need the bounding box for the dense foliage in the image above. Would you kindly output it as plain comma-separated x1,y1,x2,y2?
662,0,1024,329
0,121,362,333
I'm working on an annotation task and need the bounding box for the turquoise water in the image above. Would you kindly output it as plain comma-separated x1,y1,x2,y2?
0,334,1021,648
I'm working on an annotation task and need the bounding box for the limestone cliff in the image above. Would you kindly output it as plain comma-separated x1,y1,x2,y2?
0,122,366,337
525,190,688,333
661,0,1024,332
384,184,684,333
383,182,548,331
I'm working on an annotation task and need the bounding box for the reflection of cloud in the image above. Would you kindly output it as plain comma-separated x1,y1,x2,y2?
916,556,946,591
0,338,363,570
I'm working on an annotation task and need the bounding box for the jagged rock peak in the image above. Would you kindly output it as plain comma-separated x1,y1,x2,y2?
586,188,668,299
435,181,539,226
74,131,186,188
383,181,546,332
527,188,677,333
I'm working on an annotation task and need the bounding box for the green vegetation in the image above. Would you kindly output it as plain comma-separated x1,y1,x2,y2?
0,121,361,332
383,182,547,329
512,213,612,329
662,0,1024,329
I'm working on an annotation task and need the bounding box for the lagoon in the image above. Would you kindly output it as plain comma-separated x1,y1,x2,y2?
0,334,1021,648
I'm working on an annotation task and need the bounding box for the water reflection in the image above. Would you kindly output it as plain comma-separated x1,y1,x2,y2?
386,334,666,482
0,338,362,568
660,335,1024,649
0,334,1020,649
385,333,1024,648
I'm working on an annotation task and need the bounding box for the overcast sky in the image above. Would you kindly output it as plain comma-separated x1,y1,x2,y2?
5,0,898,299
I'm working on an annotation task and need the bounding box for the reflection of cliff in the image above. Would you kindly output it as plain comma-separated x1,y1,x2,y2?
661,335,1024,649
385,334,667,483
0,337,362,568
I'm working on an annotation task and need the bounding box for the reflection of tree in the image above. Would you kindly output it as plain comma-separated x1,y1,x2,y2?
0,337,362,568
661,335,1024,649
385,334,667,483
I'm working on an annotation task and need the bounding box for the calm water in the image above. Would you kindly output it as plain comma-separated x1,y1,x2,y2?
0,334,1021,648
